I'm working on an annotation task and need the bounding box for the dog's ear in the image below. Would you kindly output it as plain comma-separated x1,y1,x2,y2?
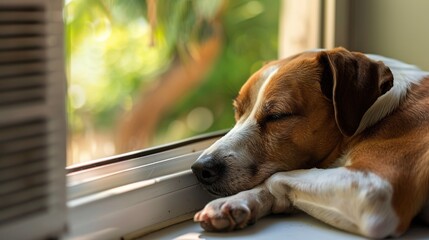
317,47,394,136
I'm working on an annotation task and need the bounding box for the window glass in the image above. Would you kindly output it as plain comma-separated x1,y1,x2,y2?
66,0,279,165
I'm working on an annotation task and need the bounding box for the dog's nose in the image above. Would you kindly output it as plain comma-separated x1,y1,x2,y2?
191,155,225,185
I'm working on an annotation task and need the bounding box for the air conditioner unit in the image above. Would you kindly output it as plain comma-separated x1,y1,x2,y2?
0,0,67,239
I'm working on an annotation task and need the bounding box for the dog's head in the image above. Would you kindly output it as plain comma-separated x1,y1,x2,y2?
191,48,394,196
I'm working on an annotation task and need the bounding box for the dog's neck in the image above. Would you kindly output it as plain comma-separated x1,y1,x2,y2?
354,54,429,134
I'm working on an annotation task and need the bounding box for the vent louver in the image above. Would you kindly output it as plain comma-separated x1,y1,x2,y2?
0,120,50,223
0,5,48,110
0,0,66,239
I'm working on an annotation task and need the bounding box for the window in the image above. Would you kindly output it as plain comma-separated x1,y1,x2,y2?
65,0,282,238
66,0,280,166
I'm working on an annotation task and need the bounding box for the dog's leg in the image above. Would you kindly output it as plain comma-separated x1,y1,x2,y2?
194,185,293,231
195,167,400,238
266,167,400,238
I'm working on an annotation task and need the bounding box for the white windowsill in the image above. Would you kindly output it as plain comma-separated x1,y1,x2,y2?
67,170,215,239
141,213,429,240
65,132,223,240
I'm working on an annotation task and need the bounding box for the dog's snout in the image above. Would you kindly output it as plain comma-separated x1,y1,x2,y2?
191,155,225,185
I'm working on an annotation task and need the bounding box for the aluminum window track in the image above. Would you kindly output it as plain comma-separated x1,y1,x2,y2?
66,130,227,239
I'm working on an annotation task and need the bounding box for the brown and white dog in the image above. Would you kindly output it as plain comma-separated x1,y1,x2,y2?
191,48,429,238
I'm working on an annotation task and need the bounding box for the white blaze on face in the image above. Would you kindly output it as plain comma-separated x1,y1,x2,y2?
203,65,279,159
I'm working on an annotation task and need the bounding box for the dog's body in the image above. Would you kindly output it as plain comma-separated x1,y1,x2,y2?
191,48,429,238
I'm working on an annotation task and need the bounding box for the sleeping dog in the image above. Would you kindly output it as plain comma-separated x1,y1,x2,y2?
191,48,429,238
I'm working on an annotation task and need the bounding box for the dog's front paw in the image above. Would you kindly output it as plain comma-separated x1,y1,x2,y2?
194,197,254,232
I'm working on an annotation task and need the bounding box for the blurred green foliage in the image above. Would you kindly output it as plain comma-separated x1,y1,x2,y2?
156,0,280,142
66,0,279,150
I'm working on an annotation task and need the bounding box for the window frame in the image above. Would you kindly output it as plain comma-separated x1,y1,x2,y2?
65,130,226,239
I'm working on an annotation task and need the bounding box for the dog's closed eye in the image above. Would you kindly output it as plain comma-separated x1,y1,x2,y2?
265,112,293,122
262,100,294,123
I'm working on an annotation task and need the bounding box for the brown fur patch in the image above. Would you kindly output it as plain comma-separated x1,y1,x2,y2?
346,77,429,234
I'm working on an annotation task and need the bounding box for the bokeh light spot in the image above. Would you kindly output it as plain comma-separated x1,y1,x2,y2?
186,107,214,132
